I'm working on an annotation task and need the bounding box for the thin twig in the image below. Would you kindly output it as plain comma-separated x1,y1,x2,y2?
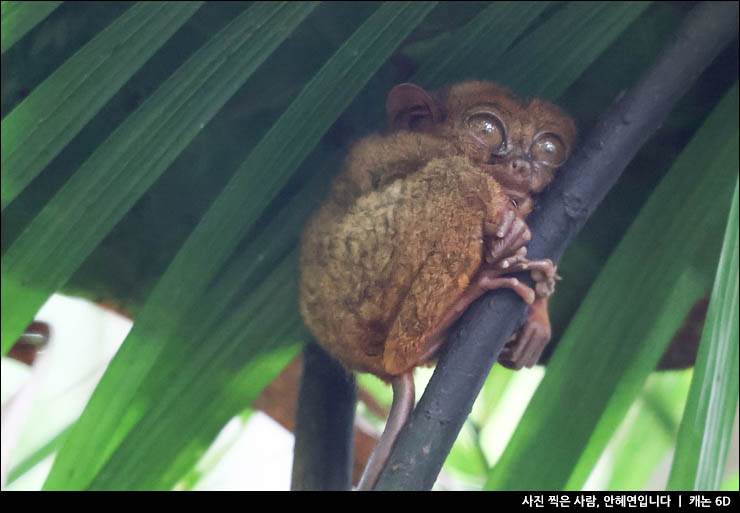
374,1,740,491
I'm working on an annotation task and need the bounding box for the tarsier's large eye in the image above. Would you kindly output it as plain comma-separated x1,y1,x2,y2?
466,113,505,151
531,133,567,165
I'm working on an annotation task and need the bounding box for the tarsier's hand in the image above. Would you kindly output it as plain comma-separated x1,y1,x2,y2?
485,207,531,265
484,206,559,295
482,208,560,370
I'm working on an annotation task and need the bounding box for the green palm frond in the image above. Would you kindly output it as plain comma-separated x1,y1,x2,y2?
2,1,737,491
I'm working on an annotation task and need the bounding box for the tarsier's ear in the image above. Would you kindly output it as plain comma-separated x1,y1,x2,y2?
386,83,442,131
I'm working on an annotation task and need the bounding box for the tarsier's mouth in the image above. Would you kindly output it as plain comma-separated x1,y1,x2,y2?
469,160,532,212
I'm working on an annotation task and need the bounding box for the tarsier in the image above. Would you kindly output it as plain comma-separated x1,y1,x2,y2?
299,81,576,489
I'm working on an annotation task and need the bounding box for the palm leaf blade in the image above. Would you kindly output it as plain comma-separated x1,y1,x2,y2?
493,1,651,98
42,1,437,490
669,174,739,490
1,1,317,354
1,1,62,54
1,2,203,209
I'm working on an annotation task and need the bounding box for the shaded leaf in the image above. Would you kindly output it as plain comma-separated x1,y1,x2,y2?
1,1,62,54
1,2,203,209
492,1,651,98
412,1,551,89
1,1,317,353
43,2,438,490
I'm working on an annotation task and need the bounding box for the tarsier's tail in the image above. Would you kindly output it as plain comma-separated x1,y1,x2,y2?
356,372,415,490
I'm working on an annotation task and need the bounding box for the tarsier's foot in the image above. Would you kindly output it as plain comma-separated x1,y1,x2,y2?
418,269,536,365
436,269,536,337
476,271,536,305
499,296,551,370
421,212,558,369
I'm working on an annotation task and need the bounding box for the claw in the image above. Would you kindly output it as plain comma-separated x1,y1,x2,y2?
490,246,527,267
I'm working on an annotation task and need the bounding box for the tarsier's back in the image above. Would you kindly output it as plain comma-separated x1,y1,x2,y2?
299,81,576,381
300,153,507,379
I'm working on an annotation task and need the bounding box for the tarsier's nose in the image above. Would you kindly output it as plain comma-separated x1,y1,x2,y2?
510,157,532,174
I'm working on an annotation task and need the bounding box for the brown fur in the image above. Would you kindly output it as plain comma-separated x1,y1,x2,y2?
299,81,576,381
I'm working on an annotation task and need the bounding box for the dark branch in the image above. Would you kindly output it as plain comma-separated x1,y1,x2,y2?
291,341,356,490
374,1,740,491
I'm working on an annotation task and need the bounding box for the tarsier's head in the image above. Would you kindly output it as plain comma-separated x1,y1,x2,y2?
387,81,577,215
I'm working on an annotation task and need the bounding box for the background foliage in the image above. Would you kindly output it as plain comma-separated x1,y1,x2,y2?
1,1,738,490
